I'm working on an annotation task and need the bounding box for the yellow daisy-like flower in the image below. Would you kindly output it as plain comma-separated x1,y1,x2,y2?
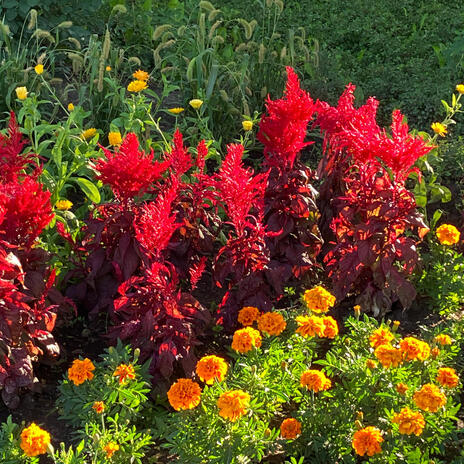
20,423,51,457
431,122,447,136
369,327,394,348
435,334,452,346
81,128,97,140
67,103,75,111
238,306,260,326
189,99,203,110
217,390,250,422
413,383,446,412
68,358,95,386
436,367,459,388
168,107,185,115
456,84,464,94
231,327,262,353
352,426,383,457
280,418,301,439
300,369,331,392
257,312,286,336
196,355,228,384
167,378,202,411
55,199,73,211
242,120,253,131
392,407,425,436
133,69,149,81
436,224,460,245
103,442,119,459
16,86,28,100
108,131,122,146
34,64,44,75
127,80,148,92
302,286,336,313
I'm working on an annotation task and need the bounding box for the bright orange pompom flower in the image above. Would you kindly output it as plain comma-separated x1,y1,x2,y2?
68,358,95,385
167,378,202,411
413,383,446,412
395,383,409,395
237,306,260,326
231,327,262,353
302,286,336,313
103,442,120,458
133,69,149,81
399,337,430,361
436,367,459,388
435,334,452,346
322,316,339,338
258,312,286,336
113,364,136,384
436,224,460,245
217,390,250,422
369,328,394,348
92,401,105,414
280,418,302,439
295,315,324,337
392,407,425,436
374,344,402,368
352,426,383,457
196,355,228,384
20,423,51,457
300,369,331,392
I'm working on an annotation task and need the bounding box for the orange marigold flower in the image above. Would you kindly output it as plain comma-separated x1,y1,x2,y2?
392,407,425,436
295,315,324,338
196,355,228,384
231,327,262,353
436,367,459,388
68,358,95,385
369,327,394,348
127,79,148,92
399,337,430,361
167,378,202,411
300,369,331,392
20,423,51,457
133,69,149,81
238,306,260,326
302,286,336,313
113,364,136,384
374,344,403,368
92,401,105,414
435,334,452,346
431,347,440,359
217,390,250,422
436,224,460,245
258,312,286,336
413,383,446,412
103,442,119,459
366,359,377,369
352,426,383,457
322,316,339,338
280,418,302,439
395,383,409,395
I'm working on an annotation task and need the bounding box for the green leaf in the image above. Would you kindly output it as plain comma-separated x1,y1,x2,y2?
75,178,100,203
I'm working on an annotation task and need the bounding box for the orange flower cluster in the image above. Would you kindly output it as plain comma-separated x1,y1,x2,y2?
302,286,336,313
436,367,459,388
435,334,452,346
399,337,430,361
395,383,409,395
300,369,331,392
392,407,425,436
258,312,286,336
369,328,394,348
231,327,262,353
113,363,136,384
20,423,51,457
217,390,250,422
196,355,228,384
413,383,446,412
436,224,460,245
295,315,339,339
133,69,149,81
68,358,95,385
237,306,260,326
167,378,202,411
103,442,120,458
280,418,302,439
374,344,402,368
366,359,377,369
92,401,105,414
352,426,383,457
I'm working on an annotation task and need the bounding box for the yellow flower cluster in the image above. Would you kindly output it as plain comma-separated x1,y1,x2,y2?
108,131,122,146
20,423,50,457
127,80,147,92
81,128,97,140
55,199,73,211
436,224,460,245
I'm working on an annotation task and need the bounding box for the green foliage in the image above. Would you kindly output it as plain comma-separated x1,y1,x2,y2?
0,417,37,464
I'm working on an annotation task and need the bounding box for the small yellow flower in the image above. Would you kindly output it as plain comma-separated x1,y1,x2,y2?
436,224,460,245
189,99,203,110
168,107,185,115
108,131,122,146
106,65,112,71
456,84,464,94
68,103,75,111
55,199,73,211
242,120,253,131
34,64,44,75
127,80,148,92
16,86,28,100
431,122,447,137
81,128,97,140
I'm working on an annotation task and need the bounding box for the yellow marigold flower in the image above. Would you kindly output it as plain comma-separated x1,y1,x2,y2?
68,103,75,111
431,122,447,136
217,390,250,422
431,347,440,359
231,327,262,353
436,224,460,245
436,367,459,388
322,316,339,338
133,69,149,81
168,107,185,115
113,363,136,384
55,199,73,211
374,344,403,368
300,369,331,392
92,401,105,414
34,64,44,75
238,306,260,326
352,426,383,457
295,314,324,338
413,383,446,412
242,120,253,131
103,442,119,459
108,131,122,146
302,286,336,313
196,355,228,384
456,84,464,94
127,79,148,92
20,423,51,457
167,378,202,411
280,418,301,439
392,407,425,436
189,98,203,110
366,359,377,369
81,128,97,140
369,327,394,348
435,334,452,346
257,312,286,336
68,358,95,385
16,86,28,100
106,65,112,71
396,383,409,395
399,337,430,361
